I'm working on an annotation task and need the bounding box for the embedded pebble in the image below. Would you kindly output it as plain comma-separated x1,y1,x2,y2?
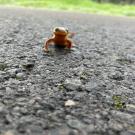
63,78,82,91
126,104,135,113
109,71,124,81
6,87,14,95
65,100,76,107
2,131,15,135
67,119,85,129
16,72,25,79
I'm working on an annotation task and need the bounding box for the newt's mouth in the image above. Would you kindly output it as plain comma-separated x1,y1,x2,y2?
54,31,67,36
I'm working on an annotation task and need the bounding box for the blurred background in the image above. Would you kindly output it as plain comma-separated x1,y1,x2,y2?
0,0,135,16
94,0,135,4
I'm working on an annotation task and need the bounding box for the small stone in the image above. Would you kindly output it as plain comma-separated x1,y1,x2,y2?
65,100,76,107
5,114,13,124
68,130,79,135
34,96,42,102
28,99,36,105
72,66,84,76
27,83,32,86
22,59,35,70
0,71,6,75
2,131,14,135
0,91,4,97
73,92,86,101
121,130,135,135
108,120,123,131
7,69,16,77
109,71,124,81
7,68,21,77
67,119,85,129
46,70,51,74
36,110,45,117
85,80,105,92
27,125,43,134
40,101,55,111
6,87,14,95
63,79,82,91
17,97,27,102
85,81,99,92
87,124,95,132
111,110,134,124
20,107,28,114
126,104,135,113
19,116,33,123
126,54,135,62
17,87,26,93
17,123,26,133
49,126,79,135
13,106,20,112
0,105,7,117
0,75,5,82
16,72,25,79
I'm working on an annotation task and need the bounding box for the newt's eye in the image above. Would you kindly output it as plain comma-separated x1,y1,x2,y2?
55,28,60,32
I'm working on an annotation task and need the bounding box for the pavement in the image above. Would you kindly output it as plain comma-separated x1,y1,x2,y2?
0,7,135,135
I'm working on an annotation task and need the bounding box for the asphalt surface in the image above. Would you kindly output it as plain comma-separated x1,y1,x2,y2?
0,7,135,135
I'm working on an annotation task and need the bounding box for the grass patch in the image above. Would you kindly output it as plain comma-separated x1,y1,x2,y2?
0,63,7,71
112,95,127,110
0,0,135,16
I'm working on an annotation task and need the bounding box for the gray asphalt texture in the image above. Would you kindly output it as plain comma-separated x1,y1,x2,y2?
0,7,135,135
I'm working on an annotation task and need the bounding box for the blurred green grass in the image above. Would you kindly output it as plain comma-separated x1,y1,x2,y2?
0,0,135,16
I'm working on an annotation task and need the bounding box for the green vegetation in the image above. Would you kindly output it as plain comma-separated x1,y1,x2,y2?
93,0,135,4
0,0,135,16
112,95,126,110
0,63,7,71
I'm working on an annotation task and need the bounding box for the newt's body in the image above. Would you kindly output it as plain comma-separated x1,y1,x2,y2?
43,27,74,52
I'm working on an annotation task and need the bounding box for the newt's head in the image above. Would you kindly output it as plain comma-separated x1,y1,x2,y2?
53,27,68,36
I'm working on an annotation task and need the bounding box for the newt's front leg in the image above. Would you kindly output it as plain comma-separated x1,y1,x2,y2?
43,38,54,52
66,39,72,49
